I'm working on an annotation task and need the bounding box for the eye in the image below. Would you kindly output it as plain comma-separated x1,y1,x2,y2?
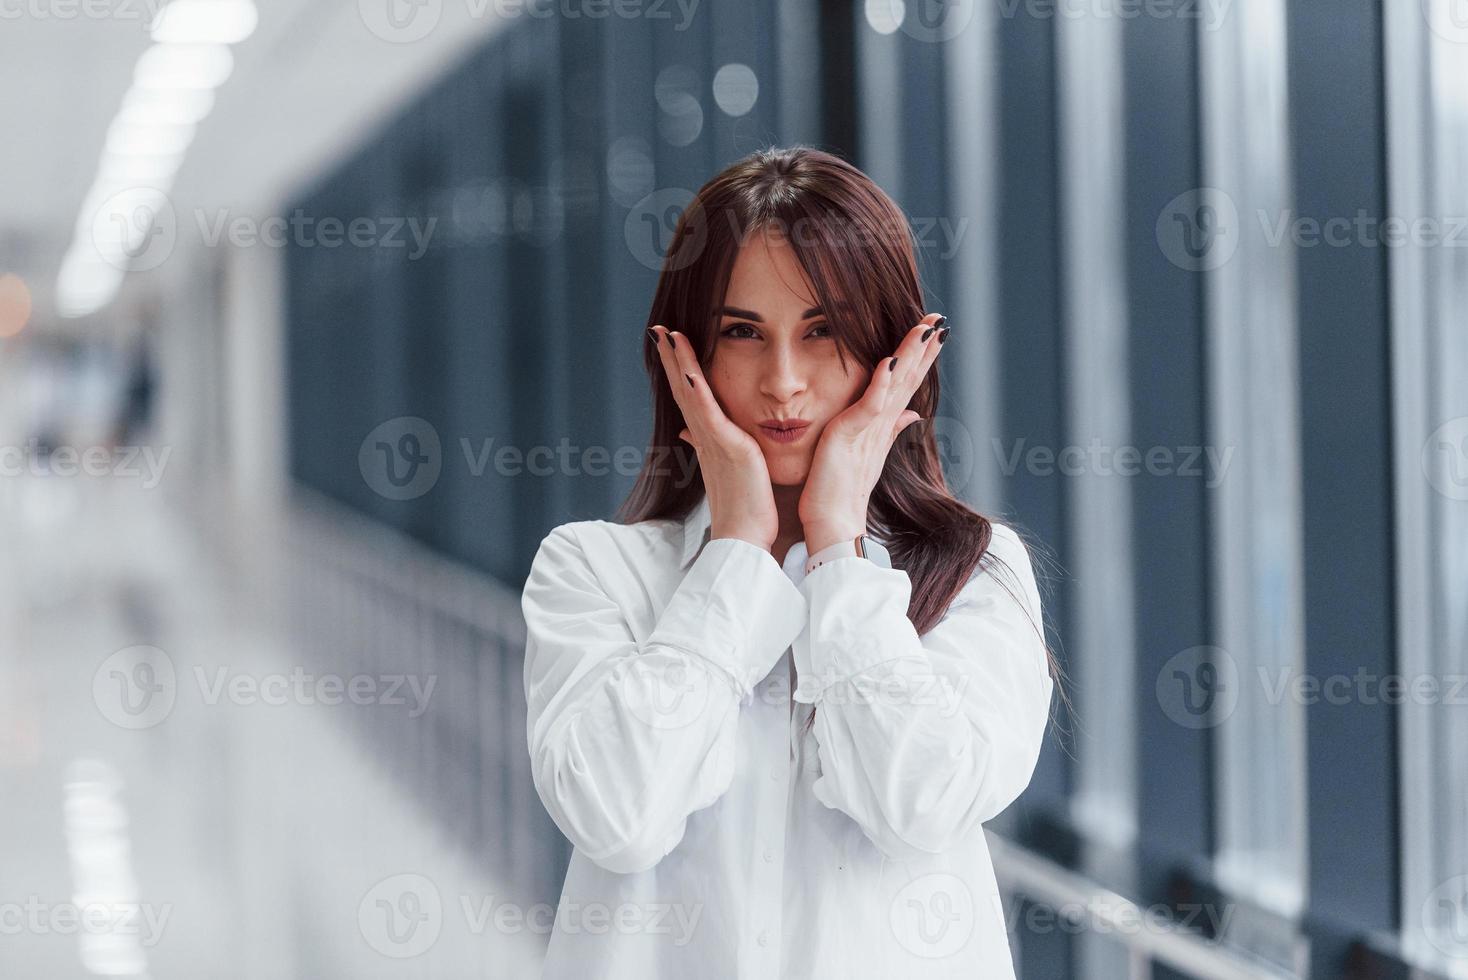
718,321,832,340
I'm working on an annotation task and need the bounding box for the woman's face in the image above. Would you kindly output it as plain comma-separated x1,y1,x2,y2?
706,230,869,486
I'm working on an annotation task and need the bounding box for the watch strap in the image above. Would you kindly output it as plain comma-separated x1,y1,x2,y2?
804,534,885,575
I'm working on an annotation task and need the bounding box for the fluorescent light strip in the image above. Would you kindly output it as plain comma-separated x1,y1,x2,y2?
56,4,257,317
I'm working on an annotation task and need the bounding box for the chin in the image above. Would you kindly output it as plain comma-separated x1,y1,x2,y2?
764,457,811,486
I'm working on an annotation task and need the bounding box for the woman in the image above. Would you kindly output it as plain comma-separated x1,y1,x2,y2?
521,146,1061,979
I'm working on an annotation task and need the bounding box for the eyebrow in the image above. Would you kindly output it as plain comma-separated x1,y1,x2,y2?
717,305,823,322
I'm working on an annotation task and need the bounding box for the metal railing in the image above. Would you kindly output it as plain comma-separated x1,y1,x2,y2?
274,486,1306,980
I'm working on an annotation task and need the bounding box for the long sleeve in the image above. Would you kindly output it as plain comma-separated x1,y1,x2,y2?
522,523,808,873
791,523,1054,860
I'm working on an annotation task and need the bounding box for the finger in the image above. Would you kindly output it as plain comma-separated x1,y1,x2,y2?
884,314,946,414
650,324,698,418
850,314,941,426
890,409,923,443
661,329,724,445
848,349,903,425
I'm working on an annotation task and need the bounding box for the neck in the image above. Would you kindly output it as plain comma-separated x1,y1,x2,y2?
771,482,803,565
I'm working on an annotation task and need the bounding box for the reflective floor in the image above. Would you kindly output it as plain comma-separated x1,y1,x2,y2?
0,474,549,979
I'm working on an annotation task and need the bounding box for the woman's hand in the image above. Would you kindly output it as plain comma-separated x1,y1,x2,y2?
798,314,948,553
650,325,781,552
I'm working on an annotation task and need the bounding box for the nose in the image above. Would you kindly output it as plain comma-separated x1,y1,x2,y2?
758,342,807,404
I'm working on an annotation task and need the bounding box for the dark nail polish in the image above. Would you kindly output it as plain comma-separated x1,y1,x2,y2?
668,332,677,349
686,374,694,388
938,326,951,344
889,357,899,372
921,326,936,342
933,314,947,329
647,327,659,346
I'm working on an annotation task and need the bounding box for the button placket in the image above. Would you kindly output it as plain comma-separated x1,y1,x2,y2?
749,650,791,973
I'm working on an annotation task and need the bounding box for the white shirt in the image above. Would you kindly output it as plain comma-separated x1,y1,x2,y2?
520,491,1055,979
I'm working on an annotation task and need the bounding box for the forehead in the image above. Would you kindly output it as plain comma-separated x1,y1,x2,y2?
723,231,818,312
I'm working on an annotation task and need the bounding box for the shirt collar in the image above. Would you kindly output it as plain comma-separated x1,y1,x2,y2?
678,491,888,569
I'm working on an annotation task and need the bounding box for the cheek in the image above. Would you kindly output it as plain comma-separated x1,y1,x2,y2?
824,364,871,410
705,361,746,416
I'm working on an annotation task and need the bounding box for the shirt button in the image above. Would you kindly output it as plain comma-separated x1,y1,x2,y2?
770,767,781,781
763,848,775,863
757,931,769,947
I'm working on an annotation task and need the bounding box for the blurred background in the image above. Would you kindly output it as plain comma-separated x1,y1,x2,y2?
2,0,1466,977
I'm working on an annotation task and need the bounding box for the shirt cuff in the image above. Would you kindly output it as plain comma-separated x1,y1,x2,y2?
792,556,915,703
644,536,809,697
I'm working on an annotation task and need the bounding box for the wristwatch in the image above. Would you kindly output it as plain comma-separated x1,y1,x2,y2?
804,533,892,575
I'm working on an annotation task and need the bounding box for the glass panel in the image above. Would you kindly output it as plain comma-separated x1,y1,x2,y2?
1197,0,1308,917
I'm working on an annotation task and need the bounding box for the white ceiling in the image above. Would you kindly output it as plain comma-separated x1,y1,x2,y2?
0,0,512,326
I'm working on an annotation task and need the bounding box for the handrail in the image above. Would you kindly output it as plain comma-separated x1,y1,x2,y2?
272,488,1304,980
986,832,1298,979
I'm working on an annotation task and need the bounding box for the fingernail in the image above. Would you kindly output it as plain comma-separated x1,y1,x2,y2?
686,374,694,388
889,357,899,372
668,332,677,349
933,314,947,329
938,326,951,344
647,327,659,346
921,326,936,342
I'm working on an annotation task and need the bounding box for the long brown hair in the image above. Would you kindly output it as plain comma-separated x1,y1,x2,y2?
614,145,1068,731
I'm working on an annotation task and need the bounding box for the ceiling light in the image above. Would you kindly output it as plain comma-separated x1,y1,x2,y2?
56,253,126,318
118,87,215,126
104,119,197,157
96,153,186,181
133,42,234,90
151,0,259,45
